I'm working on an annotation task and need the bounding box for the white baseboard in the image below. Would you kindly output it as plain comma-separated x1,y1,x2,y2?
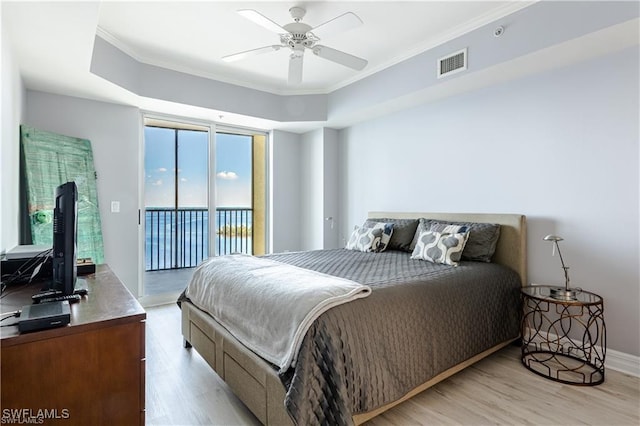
606,349,640,377
138,291,182,308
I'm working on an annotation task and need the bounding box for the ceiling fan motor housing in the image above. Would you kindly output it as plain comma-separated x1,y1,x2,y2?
282,22,317,49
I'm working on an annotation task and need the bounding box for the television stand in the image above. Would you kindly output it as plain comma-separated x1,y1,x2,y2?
1,265,146,425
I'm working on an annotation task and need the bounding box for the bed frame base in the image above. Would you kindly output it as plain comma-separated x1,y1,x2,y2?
182,301,293,425
352,339,515,424
183,301,516,425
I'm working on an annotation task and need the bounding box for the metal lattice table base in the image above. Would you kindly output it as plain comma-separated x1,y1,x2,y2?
522,350,604,385
521,285,606,386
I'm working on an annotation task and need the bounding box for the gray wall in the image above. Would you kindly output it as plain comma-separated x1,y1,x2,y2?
25,91,141,296
338,47,639,357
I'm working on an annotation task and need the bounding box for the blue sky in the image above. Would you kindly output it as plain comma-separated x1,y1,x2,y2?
215,133,252,207
144,127,252,207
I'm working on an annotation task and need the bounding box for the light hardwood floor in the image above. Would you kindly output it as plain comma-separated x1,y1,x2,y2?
146,303,640,425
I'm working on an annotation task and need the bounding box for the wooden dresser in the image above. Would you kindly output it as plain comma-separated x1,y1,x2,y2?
1,265,146,425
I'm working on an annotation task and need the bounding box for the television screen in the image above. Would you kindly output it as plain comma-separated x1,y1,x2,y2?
52,181,78,295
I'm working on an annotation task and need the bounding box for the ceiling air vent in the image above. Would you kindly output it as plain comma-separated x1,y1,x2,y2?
437,48,467,79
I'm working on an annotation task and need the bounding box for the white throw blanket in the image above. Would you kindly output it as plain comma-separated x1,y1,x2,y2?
185,254,371,372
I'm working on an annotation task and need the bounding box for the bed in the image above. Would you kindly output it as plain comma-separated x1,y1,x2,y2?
179,212,527,425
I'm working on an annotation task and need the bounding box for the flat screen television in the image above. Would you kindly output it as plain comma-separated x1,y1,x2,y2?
51,181,78,295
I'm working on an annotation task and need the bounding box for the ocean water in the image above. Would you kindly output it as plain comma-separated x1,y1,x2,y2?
145,209,252,270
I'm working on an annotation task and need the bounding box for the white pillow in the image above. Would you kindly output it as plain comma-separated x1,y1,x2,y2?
362,221,394,252
345,226,383,252
410,230,469,266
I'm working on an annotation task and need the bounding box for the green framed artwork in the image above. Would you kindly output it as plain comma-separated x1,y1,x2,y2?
20,125,105,264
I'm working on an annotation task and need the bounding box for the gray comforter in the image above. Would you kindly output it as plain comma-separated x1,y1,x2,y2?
266,249,521,425
179,248,521,425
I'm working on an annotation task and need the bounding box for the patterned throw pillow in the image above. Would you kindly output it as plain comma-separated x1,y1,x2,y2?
345,226,384,252
366,218,417,252
362,222,394,252
410,230,470,266
430,221,501,262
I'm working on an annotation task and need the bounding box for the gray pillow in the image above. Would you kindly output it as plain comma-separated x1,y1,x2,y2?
409,218,436,252
366,218,419,252
429,221,501,262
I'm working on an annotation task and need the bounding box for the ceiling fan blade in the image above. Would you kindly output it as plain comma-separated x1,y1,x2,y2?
288,54,304,85
312,45,367,71
237,9,287,34
310,12,363,40
222,45,281,62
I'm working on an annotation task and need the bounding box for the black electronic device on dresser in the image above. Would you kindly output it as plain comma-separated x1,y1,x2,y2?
17,300,71,333
51,181,78,295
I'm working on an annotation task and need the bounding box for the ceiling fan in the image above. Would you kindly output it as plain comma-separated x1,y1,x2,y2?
222,6,368,85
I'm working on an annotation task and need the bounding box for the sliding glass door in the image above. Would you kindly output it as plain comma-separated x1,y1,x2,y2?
141,120,267,299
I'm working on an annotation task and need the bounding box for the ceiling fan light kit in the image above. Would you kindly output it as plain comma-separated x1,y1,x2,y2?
223,6,368,84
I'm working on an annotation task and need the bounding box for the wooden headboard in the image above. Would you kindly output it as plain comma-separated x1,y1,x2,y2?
368,212,528,286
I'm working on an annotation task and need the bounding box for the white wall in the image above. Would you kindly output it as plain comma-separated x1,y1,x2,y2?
270,130,302,253
299,128,340,251
300,129,324,251
0,13,26,253
25,91,141,296
338,47,639,357
322,128,339,249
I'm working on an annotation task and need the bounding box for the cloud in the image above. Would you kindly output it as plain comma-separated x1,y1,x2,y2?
157,167,167,172
217,171,238,180
151,179,163,186
180,177,188,182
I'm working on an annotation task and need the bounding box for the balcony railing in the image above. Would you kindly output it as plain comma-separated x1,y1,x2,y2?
145,207,252,271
